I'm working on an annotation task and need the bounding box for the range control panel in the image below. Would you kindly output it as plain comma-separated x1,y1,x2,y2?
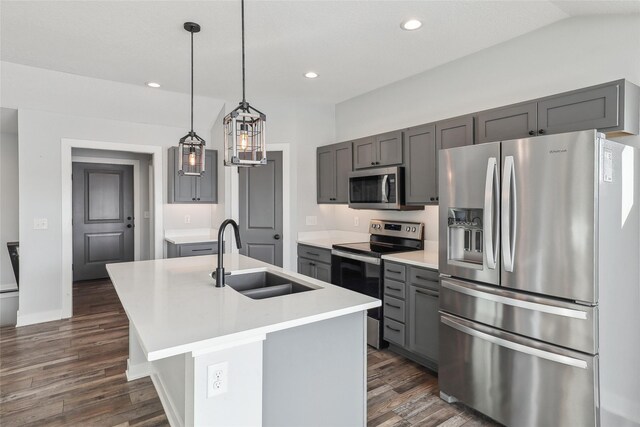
370,219,424,240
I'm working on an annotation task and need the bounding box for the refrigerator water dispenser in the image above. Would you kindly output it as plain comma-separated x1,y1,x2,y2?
447,208,483,266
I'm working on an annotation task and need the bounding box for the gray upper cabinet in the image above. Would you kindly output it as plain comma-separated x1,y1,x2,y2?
477,102,537,144
168,147,218,204
404,124,437,205
436,115,474,150
317,141,352,204
353,131,403,170
538,82,620,136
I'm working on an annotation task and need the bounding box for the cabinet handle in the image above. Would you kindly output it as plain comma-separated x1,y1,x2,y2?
430,197,435,201
387,269,402,274
307,252,320,256
538,129,545,134
191,248,213,252
436,197,439,201
387,286,402,291
371,162,375,165
415,275,439,283
197,198,200,201
528,130,535,136
192,198,196,201
385,302,401,309
309,262,316,266
385,325,401,332
375,161,380,165
415,288,439,298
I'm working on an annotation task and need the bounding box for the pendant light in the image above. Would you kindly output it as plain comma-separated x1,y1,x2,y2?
178,22,206,176
224,0,267,167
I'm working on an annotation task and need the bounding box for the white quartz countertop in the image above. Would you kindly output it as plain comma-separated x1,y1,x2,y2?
106,254,380,361
297,230,370,250
382,245,439,270
164,228,218,245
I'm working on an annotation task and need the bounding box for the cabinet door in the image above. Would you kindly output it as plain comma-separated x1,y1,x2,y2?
196,150,218,203
538,83,619,135
353,136,376,169
317,146,336,203
298,258,314,278
436,115,474,150
315,261,331,283
168,146,197,203
376,131,403,166
334,143,352,203
408,285,439,362
477,102,537,144
404,124,437,204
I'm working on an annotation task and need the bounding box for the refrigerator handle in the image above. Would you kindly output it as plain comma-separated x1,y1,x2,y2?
484,157,498,270
502,156,517,272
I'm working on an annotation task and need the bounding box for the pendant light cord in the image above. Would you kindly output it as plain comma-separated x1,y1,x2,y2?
190,29,195,134
241,0,246,106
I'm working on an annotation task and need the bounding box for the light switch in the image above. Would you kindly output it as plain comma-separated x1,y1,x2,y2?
143,211,151,219
305,216,317,226
33,218,48,230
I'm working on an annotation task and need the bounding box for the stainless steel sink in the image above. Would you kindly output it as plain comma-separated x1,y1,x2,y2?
225,271,316,300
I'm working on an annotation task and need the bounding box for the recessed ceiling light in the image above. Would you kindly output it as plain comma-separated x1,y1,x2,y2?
146,81,161,88
401,19,422,31
304,72,319,79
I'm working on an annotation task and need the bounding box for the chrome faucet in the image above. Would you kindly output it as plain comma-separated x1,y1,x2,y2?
213,219,242,287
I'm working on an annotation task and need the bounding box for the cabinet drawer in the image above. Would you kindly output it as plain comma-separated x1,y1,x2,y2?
384,262,406,281
383,318,405,347
383,296,405,323
409,267,439,290
297,245,331,264
179,243,217,257
384,278,406,300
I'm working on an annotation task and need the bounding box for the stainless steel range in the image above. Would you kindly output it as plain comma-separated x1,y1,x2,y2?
331,220,424,348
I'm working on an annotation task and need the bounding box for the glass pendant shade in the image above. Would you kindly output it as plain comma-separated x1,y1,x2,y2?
178,133,206,176
224,106,267,167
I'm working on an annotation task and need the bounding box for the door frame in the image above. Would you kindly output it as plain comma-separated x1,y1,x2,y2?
225,143,292,270
61,138,163,319
72,156,141,262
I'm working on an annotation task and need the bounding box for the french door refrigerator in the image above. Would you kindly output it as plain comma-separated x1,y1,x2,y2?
438,129,640,427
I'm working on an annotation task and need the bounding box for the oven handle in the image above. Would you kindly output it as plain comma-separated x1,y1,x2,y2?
331,249,380,265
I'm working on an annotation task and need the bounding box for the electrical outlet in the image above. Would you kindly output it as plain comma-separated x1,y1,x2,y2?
305,216,318,226
354,217,359,227
184,215,191,224
33,218,48,230
207,362,228,398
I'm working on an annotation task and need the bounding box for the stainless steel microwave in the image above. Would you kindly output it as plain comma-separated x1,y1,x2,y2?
348,166,422,210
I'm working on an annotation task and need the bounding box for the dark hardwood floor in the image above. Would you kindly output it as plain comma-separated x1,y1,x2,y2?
1,279,496,427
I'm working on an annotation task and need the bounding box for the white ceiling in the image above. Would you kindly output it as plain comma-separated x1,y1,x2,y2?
1,1,638,104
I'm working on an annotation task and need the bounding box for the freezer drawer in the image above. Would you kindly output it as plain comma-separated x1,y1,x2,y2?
439,313,598,427
440,277,598,354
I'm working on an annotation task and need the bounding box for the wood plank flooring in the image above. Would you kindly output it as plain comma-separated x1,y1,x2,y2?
1,279,497,427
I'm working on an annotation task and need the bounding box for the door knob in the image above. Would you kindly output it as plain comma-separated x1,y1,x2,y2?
127,224,132,228
274,234,281,240
127,216,132,220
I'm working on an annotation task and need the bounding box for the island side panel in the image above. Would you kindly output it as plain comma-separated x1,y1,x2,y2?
126,322,151,381
151,354,188,427
263,311,367,427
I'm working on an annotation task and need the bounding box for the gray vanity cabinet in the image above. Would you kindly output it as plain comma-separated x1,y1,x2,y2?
436,115,475,150
408,284,439,363
353,131,403,170
168,147,218,203
477,102,538,144
297,244,332,282
404,124,438,204
317,142,352,204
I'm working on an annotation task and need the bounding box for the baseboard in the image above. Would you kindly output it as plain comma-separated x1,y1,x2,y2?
150,368,184,427
16,309,62,327
126,358,151,381
0,282,18,292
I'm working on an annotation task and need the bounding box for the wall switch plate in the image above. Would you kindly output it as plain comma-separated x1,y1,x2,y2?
33,218,48,230
143,211,151,219
354,217,359,227
305,216,318,226
184,215,191,224
207,362,228,398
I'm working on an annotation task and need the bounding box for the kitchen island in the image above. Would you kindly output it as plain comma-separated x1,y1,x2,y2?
107,254,379,427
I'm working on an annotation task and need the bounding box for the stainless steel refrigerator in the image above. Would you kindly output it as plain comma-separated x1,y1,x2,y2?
438,129,640,427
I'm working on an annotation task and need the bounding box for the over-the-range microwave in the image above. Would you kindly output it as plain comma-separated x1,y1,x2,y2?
348,166,423,211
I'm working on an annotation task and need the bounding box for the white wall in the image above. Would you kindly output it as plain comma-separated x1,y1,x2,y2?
333,15,640,239
1,131,19,289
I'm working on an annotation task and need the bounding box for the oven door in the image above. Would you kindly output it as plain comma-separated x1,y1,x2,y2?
331,250,382,320
348,167,399,210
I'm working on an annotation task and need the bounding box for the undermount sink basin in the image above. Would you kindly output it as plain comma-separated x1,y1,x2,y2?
225,271,316,300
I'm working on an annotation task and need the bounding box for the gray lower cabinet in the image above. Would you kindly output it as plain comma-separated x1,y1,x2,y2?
477,102,538,144
436,115,474,150
383,261,439,370
317,141,352,204
168,147,218,203
297,244,332,282
167,241,218,258
404,124,437,204
353,131,403,169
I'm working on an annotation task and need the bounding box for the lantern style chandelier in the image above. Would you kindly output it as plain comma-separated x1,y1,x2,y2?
178,22,206,176
224,0,267,167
